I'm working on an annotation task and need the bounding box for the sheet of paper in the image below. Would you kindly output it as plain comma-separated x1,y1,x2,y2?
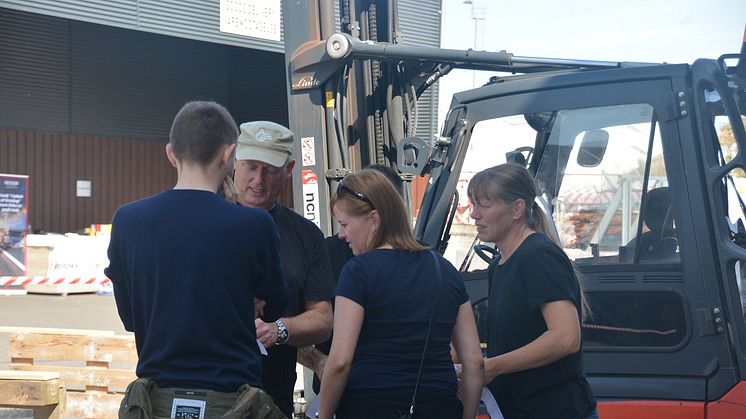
481,387,504,419
306,395,320,418
258,338,268,355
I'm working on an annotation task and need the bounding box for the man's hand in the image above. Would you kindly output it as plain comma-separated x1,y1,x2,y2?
281,300,333,347
255,318,279,348
218,173,238,203
254,298,266,319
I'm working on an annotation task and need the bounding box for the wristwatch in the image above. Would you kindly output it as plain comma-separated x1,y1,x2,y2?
275,319,289,345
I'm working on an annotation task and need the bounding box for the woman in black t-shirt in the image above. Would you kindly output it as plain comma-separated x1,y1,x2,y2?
467,164,598,419
316,168,484,419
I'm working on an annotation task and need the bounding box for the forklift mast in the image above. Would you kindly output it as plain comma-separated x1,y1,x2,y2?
281,0,629,236
282,0,399,235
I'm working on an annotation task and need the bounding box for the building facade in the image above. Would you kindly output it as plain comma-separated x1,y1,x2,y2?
0,0,440,234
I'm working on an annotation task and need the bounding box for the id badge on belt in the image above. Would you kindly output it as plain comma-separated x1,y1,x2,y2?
170,397,206,419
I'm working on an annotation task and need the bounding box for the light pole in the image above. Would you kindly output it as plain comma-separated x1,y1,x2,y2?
463,0,485,87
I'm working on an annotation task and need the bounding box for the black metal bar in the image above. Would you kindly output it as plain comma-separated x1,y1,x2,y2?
326,33,656,71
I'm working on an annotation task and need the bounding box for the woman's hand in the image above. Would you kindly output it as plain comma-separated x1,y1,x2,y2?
484,299,580,381
318,296,364,419
451,302,485,419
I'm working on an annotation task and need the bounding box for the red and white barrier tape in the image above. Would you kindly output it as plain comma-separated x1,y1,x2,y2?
0,276,111,287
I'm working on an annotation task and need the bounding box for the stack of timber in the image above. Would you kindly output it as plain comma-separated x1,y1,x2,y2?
0,370,65,418
3,327,136,419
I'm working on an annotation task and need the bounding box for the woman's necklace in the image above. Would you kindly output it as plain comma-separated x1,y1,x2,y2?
498,227,534,265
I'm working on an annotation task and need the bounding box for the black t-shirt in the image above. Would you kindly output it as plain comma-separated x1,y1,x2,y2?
326,234,355,285
318,234,353,354
261,203,335,416
486,233,596,419
312,234,353,392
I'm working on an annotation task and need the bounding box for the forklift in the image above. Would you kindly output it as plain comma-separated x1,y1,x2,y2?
282,1,746,416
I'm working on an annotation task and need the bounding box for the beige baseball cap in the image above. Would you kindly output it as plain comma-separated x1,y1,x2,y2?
236,121,295,167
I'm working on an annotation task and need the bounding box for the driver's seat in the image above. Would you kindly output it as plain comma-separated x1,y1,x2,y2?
635,187,678,261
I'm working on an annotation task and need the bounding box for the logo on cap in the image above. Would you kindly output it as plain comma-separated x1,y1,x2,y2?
255,129,272,142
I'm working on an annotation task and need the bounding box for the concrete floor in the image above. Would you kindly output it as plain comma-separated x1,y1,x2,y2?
0,409,32,419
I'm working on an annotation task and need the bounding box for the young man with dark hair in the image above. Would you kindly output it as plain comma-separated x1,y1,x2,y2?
106,101,290,418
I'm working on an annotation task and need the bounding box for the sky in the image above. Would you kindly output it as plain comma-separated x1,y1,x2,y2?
437,0,746,127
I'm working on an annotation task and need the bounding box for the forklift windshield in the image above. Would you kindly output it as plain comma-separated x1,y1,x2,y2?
446,102,674,271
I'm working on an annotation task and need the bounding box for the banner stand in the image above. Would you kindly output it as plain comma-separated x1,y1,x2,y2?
0,173,29,277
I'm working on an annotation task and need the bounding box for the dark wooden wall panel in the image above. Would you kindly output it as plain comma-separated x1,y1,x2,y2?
0,128,175,234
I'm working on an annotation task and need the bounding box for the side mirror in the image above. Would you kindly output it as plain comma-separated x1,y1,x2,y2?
505,146,534,168
577,129,609,167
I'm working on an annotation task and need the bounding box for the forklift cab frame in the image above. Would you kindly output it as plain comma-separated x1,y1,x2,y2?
413,57,746,412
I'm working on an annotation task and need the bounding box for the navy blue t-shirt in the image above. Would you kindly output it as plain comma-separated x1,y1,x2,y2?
105,189,290,392
335,249,468,393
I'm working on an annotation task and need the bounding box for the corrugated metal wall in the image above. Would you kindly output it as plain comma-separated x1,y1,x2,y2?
0,0,284,52
228,49,291,126
0,129,176,234
399,0,441,139
0,9,71,133
0,7,289,140
1,0,440,138
69,20,232,140
398,0,441,215
0,8,290,233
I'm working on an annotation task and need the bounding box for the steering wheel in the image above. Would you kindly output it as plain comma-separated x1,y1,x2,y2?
474,244,499,264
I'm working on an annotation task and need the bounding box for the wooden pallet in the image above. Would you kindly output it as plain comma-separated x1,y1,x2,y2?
4,327,137,419
0,370,65,418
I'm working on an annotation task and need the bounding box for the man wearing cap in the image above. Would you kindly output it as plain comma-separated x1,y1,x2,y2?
234,120,335,416
106,102,290,418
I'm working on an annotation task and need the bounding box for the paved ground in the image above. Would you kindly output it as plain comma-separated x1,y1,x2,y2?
0,292,129,369
0,291,312,389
